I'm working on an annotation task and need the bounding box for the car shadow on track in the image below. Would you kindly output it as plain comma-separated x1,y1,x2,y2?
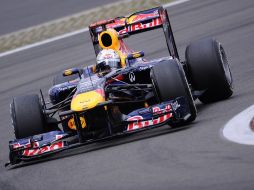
195,101,208,113
8,124,192,169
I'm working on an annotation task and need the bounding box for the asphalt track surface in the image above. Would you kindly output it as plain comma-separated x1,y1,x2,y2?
0,0,121,35
1,0,254,189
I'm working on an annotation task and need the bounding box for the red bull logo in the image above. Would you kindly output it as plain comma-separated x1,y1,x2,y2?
118,17,162,35
22,141,65,157
127,104,172,131
106,18,125,29
128,10,159,24
12,140,31,149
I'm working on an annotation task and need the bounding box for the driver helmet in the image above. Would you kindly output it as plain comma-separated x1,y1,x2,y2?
96,49,121,69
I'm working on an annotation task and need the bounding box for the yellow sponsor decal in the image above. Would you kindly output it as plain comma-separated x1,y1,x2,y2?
68,117,86,130
71,90,105,111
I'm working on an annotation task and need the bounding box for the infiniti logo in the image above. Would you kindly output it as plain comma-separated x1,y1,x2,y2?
129,72,135,82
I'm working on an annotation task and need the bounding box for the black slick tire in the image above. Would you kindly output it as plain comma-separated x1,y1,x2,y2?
185,38,233,103
151,59,197,124
11,94,45,139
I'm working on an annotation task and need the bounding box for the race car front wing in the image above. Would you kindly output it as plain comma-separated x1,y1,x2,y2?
6,96,191,166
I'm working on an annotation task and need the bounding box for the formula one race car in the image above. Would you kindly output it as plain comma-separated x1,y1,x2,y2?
6,6,233,166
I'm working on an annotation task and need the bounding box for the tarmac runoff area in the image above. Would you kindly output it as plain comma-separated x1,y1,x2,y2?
222,105,254,145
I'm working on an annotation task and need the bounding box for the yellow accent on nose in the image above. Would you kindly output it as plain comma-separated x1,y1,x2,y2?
71,91,105,111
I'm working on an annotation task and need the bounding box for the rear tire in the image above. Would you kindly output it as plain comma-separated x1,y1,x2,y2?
151,59,196,124
11,94,45,139
185,38,233,103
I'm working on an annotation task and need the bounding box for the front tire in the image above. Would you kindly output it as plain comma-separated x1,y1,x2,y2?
151,59,197,124
11,94,45,139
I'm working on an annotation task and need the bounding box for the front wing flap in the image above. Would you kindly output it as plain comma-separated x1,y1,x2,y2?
124,96,191,132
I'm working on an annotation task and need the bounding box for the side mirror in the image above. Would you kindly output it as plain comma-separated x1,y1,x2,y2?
127,51,144,60
63,68,82,78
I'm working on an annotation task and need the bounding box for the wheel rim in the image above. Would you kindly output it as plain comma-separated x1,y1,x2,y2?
219,44,232,86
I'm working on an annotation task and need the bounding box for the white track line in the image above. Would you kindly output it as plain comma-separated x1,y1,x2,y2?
0,28,89,58
222,105,254,145
0,0,190,58
163,0,190,8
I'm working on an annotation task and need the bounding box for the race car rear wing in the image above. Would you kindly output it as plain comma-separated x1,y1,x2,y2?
89,6,179,58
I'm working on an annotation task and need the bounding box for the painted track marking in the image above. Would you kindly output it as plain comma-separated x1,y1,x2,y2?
222,105,254,145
